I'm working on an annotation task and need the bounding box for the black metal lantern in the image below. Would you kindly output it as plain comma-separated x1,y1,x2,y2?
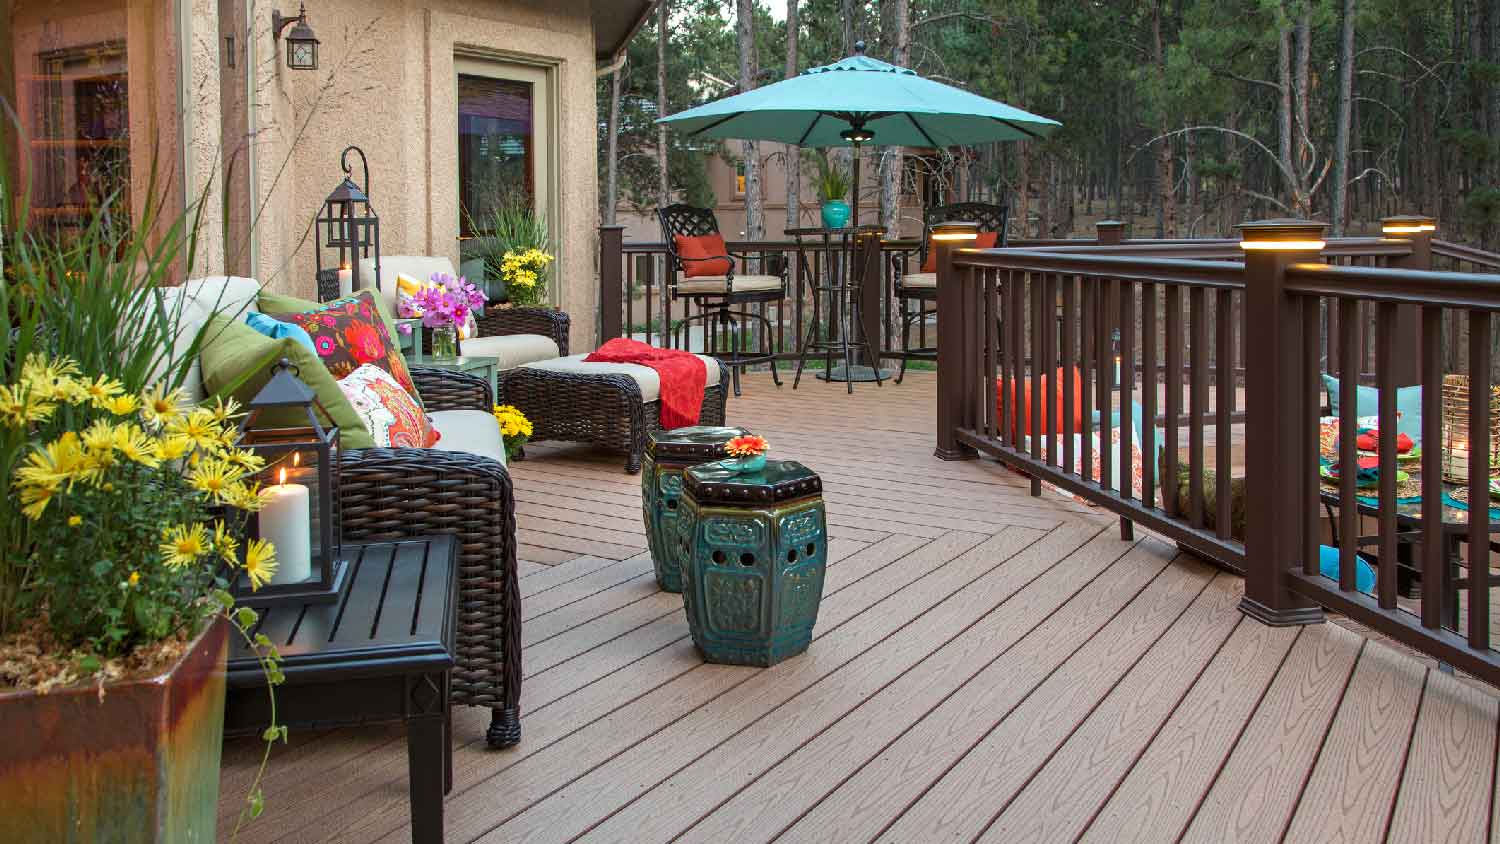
314,146,381,302
272,3,319,70
232,359,347,607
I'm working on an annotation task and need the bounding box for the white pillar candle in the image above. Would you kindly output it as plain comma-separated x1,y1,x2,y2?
260,467,312,585
337,264,353,298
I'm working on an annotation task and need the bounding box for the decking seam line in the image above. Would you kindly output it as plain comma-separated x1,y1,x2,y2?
522,571,656,633
517,555,642,593
967,566,1224,843
547,526,1037,844
663,523,1113,843
865,535,1171,842
1276,636,1370,844
442,531,974,818
1069,612,1253,844
1379,666,1431,843
516,529,642,559
1171,624,1309,844
464,532,992,840
523,604,681,678
1489,694,1500,844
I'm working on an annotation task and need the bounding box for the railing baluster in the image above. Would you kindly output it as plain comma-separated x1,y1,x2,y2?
1120,279,1136,505
1469,311,1491,650
1216,288,1233,540
1098,278,1115,493
1012,268,1025,446
1042,273,1057,467
1303,295,1321,576
985,268,999,441
1142,282,1158,511
1029,273,1042,494
998,270,1012,446
1164,285,1182,518
1189,286,1207,528
1421,306,1446,629
1064,275,1078,475
1376,302,1398,609
1080,277,1094,480
1338,297,1358,592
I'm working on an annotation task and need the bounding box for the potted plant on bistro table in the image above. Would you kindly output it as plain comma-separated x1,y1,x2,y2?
814,152,852,230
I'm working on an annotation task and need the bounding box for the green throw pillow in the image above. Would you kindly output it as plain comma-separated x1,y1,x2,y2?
199,313,376,449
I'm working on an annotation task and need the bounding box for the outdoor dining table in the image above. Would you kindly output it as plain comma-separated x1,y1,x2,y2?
1319,473,1500,630
785,225,890,389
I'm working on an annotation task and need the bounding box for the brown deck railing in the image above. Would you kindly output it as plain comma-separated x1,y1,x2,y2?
932,221,1500,684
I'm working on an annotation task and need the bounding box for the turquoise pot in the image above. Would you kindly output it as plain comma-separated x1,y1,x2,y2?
726,454,767,474
820,201,850,230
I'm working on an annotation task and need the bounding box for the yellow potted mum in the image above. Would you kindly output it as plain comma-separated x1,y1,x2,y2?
492,404,533,461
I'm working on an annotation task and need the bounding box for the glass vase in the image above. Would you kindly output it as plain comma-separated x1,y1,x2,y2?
430,325,458,361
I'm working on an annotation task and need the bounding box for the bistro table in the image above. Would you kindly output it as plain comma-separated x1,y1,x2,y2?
225,536,457,844
785,225,891,389
1319,471,1500,629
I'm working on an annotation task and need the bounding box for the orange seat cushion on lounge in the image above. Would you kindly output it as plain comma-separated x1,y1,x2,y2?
674,233,734,277
920,231,999,273
997,366,1084,436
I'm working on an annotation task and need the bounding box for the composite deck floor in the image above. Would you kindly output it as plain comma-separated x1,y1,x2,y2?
220,371,1500,844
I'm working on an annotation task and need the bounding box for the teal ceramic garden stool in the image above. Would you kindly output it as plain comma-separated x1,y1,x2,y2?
642,426,751,592
677,460,827,666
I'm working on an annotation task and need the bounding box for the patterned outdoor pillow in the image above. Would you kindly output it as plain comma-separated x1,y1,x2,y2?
336,364,439,448
268,290,419,400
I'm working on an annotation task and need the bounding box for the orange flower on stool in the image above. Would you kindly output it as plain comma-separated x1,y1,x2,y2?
725,434,768,458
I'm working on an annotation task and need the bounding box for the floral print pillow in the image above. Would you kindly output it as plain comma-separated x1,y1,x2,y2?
337,364,438,448
269,291,419,400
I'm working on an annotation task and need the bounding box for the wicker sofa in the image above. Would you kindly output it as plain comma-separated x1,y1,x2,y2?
168,276,525,749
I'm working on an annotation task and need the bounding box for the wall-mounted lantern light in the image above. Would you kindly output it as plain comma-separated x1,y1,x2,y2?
272,3,319,71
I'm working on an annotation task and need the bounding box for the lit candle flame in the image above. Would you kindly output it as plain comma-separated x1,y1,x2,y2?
279,467,288,485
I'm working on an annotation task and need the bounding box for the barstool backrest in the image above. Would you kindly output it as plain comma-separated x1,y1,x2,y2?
658,204,734,292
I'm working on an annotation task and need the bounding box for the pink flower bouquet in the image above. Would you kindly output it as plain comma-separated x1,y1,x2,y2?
399,272,489,330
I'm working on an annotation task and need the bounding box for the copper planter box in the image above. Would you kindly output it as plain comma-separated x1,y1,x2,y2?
0,616,229,843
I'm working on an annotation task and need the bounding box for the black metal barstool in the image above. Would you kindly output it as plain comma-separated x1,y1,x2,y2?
791,226,885,394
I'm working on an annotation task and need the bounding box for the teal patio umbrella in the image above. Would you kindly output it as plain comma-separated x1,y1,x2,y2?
659,42,1062,225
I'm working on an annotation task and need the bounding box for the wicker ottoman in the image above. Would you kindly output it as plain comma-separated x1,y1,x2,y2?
496,354,729,473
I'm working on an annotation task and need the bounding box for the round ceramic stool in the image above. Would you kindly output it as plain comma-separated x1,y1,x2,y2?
641,426,751,592
676,460,826,666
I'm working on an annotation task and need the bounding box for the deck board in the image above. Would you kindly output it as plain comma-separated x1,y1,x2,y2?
217,372,1499,844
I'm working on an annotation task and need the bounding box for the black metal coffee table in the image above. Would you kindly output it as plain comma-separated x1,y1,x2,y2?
225,536,457,844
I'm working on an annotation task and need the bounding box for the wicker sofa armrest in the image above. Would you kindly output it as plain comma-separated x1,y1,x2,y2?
337,446,522,746
474,306,571,357
410,366,492,411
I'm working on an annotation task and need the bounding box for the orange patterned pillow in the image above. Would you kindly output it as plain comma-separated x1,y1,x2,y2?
337,365,439,448
268,290,419,400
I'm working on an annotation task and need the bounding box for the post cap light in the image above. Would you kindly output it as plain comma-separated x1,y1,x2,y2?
1095,219,1125,230
931,221,980,242
1237,219,1327,252
1381,215,1437,235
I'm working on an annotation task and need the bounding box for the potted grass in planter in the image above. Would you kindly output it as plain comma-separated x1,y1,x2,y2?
0,181,283,842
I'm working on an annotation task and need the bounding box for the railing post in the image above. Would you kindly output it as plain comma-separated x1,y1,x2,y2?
1096,220,1125,246
598,225,625,343
934,221,980,461
858,230,885,374
1381,215,1436,387
1238,219,1327,626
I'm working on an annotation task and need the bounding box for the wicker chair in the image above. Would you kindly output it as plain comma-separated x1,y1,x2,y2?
658,204,784,396
338,366,523,749
894,202,1009,383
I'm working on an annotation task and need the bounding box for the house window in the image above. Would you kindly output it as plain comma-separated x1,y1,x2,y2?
735,163,746,197
7,3,134,236
457,73,534,234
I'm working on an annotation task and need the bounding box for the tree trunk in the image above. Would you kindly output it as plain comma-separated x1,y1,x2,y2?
604,61,624,226
842,0,856,56
1017,142,1031,238
656,0,670,210
1277,20,1297,216
1152,0,1176,237
737,0,764,241
878,0,909,234
783,0,801,235
1330,0,1354,235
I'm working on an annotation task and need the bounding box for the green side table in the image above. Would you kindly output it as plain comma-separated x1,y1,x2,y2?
677,460,827,666
412,354,499,403
642,426,751,593
395,318,424,360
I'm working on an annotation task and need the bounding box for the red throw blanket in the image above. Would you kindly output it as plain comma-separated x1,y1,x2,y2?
584,338,707,429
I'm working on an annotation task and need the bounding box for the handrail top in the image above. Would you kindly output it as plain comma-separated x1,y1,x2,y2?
949,247,1247,287
1285,261,1500,308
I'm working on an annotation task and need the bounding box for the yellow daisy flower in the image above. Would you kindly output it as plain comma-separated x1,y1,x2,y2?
224,448,267,474
127,571,140,587
168,409,223,452
159,523,210,568
18,482,58,520
0,383,55,427
114,425,161,468
141,384,185,427
79,375,124,405
241,538,279,590
212,520,241,564
155,435,192,462
16,433,98,489
67,514,82,527
221,481,266,512
208,396,243,425
98,393,140,416
189,459,240,501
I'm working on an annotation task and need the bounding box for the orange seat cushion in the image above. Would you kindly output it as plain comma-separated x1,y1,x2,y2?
920,230,998,273
997,366,1084,436
674,233,734,277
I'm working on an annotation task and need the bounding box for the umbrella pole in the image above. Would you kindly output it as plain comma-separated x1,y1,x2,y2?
850,140,861,227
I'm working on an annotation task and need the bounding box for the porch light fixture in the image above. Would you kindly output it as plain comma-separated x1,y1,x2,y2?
1381,215,1437,236
272,3,319,70
1237,219,1327,252
931,221,980,241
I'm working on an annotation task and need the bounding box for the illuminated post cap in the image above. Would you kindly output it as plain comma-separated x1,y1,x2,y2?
1380,214,1437,235
1237,219,1328,252
931,221,980,242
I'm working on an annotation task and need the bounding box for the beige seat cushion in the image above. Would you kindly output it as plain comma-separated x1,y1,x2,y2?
677,274,781,295
460,333,559,370
357,255,458,316
162,276,263,403
899,272,937,290
429,409,507,468
520,353,721,404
